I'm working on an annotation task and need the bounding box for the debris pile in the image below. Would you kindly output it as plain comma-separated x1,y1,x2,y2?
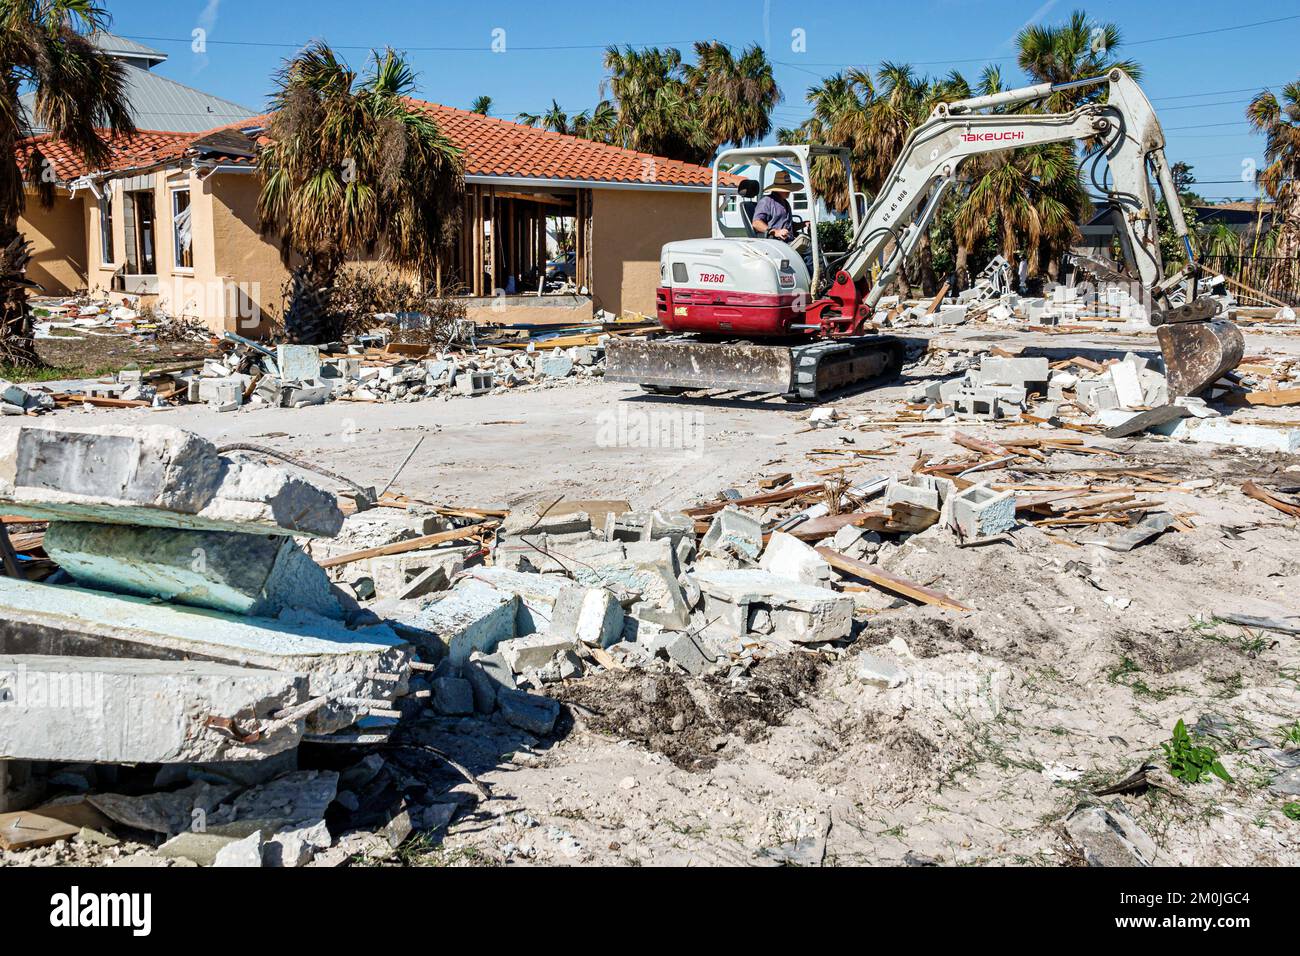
21,326,629,415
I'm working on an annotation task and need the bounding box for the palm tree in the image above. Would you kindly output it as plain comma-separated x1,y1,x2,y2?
572,99,618,144
602,45,710,164
1,1,135,367
1247,79,1300,264
684,42,781,151
517,100,573,134
470,95,492,116
258,43,464,344
778,74,856,214
1016,10,1140,110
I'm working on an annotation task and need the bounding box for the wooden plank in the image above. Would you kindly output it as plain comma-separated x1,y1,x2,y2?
816,546,971,612
1244,387,1300,408
0,811,79,851
786,511,886,540
318,521,498,569
383,342,430,358
923,282,950,315
758,473,792,490
683,483,820,517
1242,480,1300,519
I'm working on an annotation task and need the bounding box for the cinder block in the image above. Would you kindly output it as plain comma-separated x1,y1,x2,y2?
455,372,493,396
952,388,1000,420
884,475,940,511
950,484,1016,539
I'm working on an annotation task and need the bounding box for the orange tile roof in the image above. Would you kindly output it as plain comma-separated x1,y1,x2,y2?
17,130,194,183
193,102,730,188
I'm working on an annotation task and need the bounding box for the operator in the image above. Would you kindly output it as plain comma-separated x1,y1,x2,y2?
751,170,798,242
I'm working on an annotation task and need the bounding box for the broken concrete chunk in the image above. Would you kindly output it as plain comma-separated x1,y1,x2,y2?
0,655,307,764
662,631,715,676
856,654,908,688
379,580,518,665
276,344,322,382
0,577,410,734
758,531,834,586
459,566,569,632
551,585,624,647
465,650,515,712
45,523,342,619
213,830,264,868
432,677,474,715
693,568,853,644
498,632,577,674
89,781,239,836
1064,802,1159,867
0,424,343,537
700,506,762,564
496,687,561,735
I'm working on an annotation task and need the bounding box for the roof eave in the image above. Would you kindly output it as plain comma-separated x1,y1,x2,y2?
462,173,725,193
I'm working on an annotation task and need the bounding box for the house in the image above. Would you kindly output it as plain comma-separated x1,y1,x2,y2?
17,103,727,333
19,33,257,134
1190,200,1275,236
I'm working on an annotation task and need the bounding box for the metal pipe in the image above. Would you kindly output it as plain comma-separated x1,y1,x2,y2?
947,74,1108,114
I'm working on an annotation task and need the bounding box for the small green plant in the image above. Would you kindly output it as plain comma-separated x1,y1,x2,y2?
1162,719,1232,784
1284,803,1300,821
1280,721,1300,747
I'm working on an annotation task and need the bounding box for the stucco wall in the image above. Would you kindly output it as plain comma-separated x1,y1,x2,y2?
18,192,86,295
589,188,711,319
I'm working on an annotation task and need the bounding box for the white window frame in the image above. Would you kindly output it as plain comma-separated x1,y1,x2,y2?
98,191,114,266
171,186,193,272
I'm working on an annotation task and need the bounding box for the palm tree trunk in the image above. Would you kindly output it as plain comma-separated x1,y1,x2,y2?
0,226,40,369
917,231,937,296
283,258,339,345
955,244,970,291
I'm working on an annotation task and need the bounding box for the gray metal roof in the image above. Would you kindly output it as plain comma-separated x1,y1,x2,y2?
20,62,258,134
90,31,168,64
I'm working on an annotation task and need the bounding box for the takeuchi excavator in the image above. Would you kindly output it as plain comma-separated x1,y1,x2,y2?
606,69,1244,401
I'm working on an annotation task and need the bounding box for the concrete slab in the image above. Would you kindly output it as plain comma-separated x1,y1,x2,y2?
0,423,343,537
0,654,306,763
0,578,410,733
45,523,342,618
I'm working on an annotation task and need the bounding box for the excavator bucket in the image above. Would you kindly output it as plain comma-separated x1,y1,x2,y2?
1156,318,1244,398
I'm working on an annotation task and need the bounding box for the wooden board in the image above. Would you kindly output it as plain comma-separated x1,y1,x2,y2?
318,521,498,569
816,546,971,611
0,811,79,850
1244,387,1300,408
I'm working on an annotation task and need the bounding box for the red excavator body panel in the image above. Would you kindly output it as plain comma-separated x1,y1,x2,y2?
656,286,803,337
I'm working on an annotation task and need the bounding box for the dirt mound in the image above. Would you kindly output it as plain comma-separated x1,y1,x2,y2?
557,653,825,771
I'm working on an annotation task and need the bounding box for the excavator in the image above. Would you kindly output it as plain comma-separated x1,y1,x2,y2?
606,69,1244,401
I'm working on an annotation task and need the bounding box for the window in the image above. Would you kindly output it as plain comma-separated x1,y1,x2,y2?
124,190,156,275
98,193,114,265
172,188,192,270
792,191,810,212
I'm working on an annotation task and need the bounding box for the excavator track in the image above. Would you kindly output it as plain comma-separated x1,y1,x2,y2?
605,334,904,401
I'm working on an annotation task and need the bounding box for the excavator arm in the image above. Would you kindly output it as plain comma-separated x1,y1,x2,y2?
803,69,1242,395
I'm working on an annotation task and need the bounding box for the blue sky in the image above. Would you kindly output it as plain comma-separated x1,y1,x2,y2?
106,0,1300,200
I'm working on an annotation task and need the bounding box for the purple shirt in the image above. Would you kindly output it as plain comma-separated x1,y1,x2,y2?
753,194,793,237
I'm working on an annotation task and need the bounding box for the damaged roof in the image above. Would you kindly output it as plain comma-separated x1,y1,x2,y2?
190,101,729,189
16,130,195,183
18,99,729,191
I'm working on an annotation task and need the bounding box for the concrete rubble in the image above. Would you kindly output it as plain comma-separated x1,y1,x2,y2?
15,314,623,417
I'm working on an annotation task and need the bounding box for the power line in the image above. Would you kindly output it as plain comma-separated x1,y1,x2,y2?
773,14,1299,70
119,34,698,52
